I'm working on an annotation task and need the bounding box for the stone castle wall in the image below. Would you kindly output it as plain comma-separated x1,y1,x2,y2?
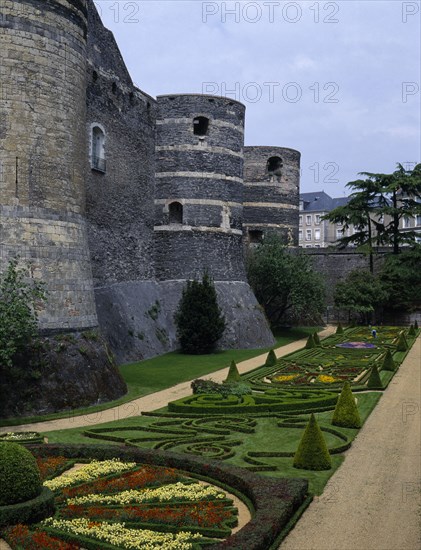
243,146,300,245
0,0,305,359
0,0,97,330
154,95,247,281
84,2,157,286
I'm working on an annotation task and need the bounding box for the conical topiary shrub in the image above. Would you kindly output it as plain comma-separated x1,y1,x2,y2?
293,414,332,470
382,349,395,372
313,332,321,346
408,324,416,337
332,382,361,428
265,349,277,367
367,365,382,389
336,323,344,334
225,360,241,383
415,320,419,330
305,334,316,349
396,332,408,351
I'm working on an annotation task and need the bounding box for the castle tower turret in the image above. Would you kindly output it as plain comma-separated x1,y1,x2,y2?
0,0,97,330
154,94,246,281
243,146,300,245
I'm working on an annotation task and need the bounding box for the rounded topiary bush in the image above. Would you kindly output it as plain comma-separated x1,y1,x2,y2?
332,382,361,429
408,324,416,337
313,332,321,346
0,442,42,506
336,323,344,335
293,414,332,471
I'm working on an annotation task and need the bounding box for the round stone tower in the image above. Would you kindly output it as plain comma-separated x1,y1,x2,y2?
0,0,97,330
154,94,246,281
243,146,300,246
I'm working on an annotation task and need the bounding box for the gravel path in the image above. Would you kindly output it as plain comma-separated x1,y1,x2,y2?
1,326,335,434
280,335,421,550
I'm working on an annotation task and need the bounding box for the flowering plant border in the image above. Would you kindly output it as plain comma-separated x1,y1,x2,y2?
28,444,308,550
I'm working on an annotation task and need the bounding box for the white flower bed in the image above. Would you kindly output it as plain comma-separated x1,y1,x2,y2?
44,459,136,491
42,518,202,549
0,431,40,440
66,481,226,506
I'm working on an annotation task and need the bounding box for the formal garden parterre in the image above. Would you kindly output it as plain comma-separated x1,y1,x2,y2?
0,325,419,549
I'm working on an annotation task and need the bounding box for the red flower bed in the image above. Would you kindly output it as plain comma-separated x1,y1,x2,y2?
59,500,233,528
36,457,69,481
3,525,78,550
60,464,181,500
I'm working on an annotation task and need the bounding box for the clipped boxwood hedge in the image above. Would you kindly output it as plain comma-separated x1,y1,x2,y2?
29,444,308,550
0,487,55,528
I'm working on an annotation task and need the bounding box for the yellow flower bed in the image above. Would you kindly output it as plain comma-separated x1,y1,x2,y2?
44,459,136,491
274,374,299,383
317,374,338,384
41,518,201,549
66,482,226,506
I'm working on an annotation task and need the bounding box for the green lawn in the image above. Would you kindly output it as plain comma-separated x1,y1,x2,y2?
0,327,321,427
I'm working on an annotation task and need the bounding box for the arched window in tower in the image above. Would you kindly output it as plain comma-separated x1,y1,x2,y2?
267,156,283,182
91,125,106,172
169,201,183,224
193,116,209,136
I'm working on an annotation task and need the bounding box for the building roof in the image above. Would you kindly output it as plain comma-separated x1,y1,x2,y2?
300,191,349,212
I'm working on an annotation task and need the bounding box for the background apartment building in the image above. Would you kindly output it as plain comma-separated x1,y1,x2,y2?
299,192,349,248
299,191,421,248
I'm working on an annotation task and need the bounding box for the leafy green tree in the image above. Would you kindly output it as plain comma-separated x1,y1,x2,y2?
322,178,381,272
334,269,388,324
247,235,325,326
323,163,421,270
370,163,421,255
379,246,421,313
0,258,46,368
174,273,226,354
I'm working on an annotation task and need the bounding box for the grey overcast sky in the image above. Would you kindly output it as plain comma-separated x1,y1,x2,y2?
95,0,421,197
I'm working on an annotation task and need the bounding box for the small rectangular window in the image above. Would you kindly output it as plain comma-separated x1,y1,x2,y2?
306,215,312,225
306,229,312,241
315,214,321,225
314,228,321,241
299,215,302,226
249,230,263,243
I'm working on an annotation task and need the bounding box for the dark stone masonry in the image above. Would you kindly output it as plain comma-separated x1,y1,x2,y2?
0,0,284,367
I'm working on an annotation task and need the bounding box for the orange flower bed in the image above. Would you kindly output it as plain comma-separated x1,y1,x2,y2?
3,525,78,550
